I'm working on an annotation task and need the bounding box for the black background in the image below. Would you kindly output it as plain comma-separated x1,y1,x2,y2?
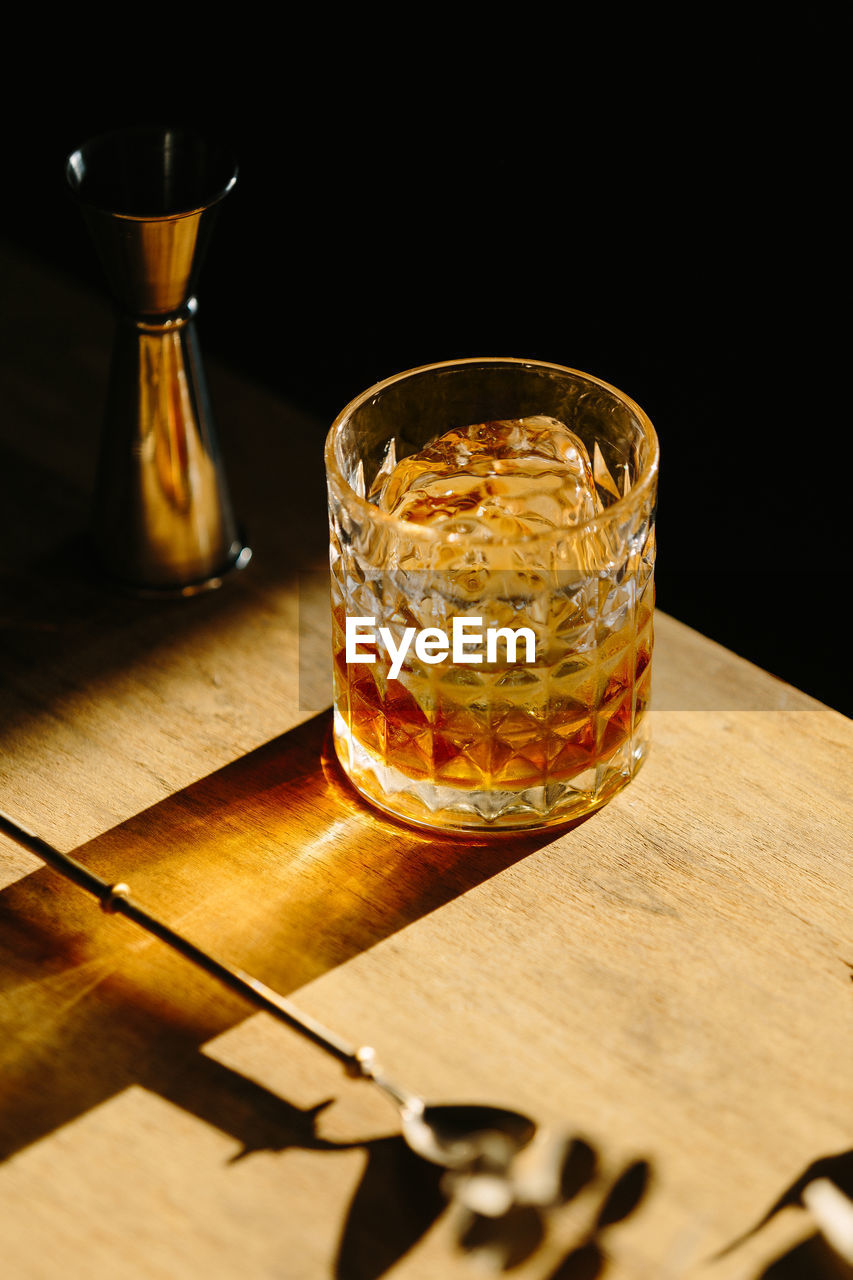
2,16,849,714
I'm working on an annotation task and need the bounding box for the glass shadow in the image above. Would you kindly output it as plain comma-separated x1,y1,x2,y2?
0,708,564,1163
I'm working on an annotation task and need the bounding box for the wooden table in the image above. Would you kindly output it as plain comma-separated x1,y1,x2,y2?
1,240,851,1280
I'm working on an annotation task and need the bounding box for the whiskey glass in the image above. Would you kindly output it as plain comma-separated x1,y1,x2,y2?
325,358,658,834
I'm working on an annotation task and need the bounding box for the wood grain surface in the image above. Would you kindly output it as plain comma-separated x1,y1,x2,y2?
1,240,851,1280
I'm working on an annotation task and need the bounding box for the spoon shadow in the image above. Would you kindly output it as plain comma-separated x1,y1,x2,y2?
144,1045,453,1279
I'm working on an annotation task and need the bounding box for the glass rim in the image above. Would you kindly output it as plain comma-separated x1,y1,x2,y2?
325,356,660,547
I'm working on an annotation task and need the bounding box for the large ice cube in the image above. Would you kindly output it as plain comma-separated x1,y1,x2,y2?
373,416,602,535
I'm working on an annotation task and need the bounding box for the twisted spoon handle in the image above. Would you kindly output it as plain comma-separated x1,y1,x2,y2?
0,809,368,1069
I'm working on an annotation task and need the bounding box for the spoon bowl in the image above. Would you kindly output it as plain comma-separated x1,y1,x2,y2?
401,1102,537,1167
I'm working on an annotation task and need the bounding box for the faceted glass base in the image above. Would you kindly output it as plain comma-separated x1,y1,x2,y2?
334,707,649,834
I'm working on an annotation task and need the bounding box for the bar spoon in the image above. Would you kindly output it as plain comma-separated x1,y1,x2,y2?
0,810,535,1169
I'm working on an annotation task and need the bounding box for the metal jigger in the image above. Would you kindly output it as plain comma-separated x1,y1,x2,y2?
66,126,250,595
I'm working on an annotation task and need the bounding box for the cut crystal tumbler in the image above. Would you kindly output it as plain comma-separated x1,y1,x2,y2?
325,358,658,833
